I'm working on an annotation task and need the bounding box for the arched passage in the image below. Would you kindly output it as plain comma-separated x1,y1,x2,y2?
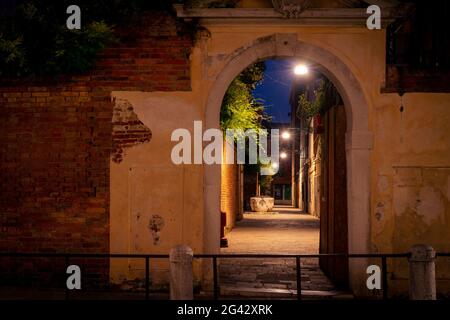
204,34,373,294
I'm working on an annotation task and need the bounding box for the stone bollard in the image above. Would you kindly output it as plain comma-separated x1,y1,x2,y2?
170,245,193,300
408,244,436,300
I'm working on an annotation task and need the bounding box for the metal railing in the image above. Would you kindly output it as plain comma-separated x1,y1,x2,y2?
0,252,169,300
0,251,430,300
194,253,411,300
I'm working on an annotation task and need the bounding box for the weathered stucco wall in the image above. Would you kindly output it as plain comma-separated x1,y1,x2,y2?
372,92,450,296
109,91,204,284
372,93,450,251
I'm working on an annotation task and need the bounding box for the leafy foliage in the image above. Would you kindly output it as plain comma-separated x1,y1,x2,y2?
220,80,264,132
298,79,326,120
259,174,273,195
221,61,277,186
0,36,27,76
236,62,266,89
220,61,269,133
51,21,116,75
0,0,174,77
297,78,340,121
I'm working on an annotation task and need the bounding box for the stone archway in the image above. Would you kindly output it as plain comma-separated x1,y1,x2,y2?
204,33,373,294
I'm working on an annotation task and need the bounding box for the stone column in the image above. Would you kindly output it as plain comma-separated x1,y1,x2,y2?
408,244,436,300
345,132,372,297
170,245,194,300
202,163,221,290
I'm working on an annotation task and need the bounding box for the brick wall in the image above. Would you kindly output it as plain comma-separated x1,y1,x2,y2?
220,145,240,234
112,98,152,163
0,11,192,288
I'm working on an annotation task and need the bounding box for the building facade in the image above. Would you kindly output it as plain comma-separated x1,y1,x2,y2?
1,0,450,297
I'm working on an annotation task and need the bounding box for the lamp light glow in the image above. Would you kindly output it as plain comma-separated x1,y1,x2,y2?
281,131,291,140
280,152,288,159
294,64,309,75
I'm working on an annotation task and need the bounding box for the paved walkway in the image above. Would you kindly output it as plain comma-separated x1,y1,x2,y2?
219,206,337,297
222,206,320,255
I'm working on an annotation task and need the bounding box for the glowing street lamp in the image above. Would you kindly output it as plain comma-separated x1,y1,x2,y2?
281,131,291,140
280,152,288,159
294,64,309,75
271,162,279,170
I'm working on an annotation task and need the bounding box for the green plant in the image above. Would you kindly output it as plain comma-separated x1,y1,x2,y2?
297,78,341,122
51,21,116,75
0,0,179,77
0,36,27,76
298,79,326,120
259,174,273,195
220,62,269,133
220,79,265,132
220,62,275,183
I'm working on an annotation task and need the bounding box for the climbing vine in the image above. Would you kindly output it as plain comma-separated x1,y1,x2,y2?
297,80,326,120
297,78,340,122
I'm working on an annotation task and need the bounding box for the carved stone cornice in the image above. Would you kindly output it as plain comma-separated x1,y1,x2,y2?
271,0,311,18
173,4,406,27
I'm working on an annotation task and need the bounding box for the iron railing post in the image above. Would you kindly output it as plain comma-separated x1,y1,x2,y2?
145,256,150,300
65,255,69,301
213,256,218,300
382,256,388,300
296,256,301,301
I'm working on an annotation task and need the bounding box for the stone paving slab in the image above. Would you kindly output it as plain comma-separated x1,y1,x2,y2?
219,258,335,291
219,208,338,297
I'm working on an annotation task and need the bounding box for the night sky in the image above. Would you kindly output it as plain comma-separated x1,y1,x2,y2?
252,59,296,124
